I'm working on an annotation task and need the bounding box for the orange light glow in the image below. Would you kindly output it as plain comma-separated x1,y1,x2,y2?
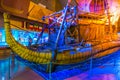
76,0,120,25
108,0,120,25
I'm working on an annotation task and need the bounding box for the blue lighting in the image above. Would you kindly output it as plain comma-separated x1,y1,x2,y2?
0,28,7,47
2,77,5,80
0,28,48,46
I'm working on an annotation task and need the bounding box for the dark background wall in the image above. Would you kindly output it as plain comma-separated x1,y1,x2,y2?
0,12,3,27
31,0,76,11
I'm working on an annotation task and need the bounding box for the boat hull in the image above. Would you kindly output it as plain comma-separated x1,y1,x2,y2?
3,13,120,65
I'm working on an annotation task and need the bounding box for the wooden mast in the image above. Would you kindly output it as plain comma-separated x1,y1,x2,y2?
105,0,112,35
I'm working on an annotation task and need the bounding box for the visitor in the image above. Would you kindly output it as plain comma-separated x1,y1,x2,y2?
28,36,33,48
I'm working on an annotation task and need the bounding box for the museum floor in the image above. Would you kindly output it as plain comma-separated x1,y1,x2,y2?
0,50,120,80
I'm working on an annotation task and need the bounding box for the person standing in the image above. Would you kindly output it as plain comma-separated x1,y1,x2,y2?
28,36,33,47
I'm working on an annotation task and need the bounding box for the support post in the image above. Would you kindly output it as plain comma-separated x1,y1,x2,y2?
89,49,93,78
8,52,11,80
47,2,70,72
49,62,52,80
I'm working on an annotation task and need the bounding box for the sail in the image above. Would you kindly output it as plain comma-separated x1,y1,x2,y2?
89,0,105,14
76,0,120,25
76,0,92,12
108,0,120,25
76,0,106,14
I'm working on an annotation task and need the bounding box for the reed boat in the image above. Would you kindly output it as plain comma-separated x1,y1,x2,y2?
1,0,120,72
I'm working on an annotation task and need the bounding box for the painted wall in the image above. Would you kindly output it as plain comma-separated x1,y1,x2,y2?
0,0,53,23
28,1,53,23
36,0,62,11
0,0,30,18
